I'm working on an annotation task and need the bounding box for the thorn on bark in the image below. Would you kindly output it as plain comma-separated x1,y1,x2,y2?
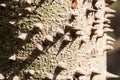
18,33,27,41
106,71,119,78
105,7,116,14
44,35,54,45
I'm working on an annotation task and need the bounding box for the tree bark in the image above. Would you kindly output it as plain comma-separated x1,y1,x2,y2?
0,0,118,80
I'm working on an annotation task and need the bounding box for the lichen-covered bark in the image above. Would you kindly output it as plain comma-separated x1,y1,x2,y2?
0,0,118,80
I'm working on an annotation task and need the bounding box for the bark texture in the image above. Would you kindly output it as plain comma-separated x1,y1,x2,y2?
0,0,118,80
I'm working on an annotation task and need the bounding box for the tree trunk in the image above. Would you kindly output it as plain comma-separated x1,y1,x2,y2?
0,0,118,80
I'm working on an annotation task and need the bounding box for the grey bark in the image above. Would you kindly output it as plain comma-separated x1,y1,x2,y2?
0,0,118,80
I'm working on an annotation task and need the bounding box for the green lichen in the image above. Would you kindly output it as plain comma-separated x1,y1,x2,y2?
34,74,40,79
34,66,40,71
42,57,45,66
46,53,51,72
25,43,29,51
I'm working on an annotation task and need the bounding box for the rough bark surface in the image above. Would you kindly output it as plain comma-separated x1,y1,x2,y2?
0,0,117,80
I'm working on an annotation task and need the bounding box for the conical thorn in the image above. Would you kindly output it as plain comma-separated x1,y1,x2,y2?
56,28,64,37
105,14,115,18
63,35,72,42
44,35,54,45
24,7,33,13
106,72,119,78
0,3,6,8
106,40,114,45
91,70,100,75
74,68,86,77
104,28,114,32
0,73,5,80
57,62,67,70
105,45,114,50
106,35,116,42
9,54,16,61
36,43,44,52
105,7,116,13
34,22,43,32
104,24,110,28
18,33,27,41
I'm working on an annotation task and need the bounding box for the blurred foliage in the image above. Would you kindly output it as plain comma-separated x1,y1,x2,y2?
108,1,120,80
110,0,120,11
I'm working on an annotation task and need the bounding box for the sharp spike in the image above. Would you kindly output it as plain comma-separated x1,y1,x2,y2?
91,67,100,75
63,35,72,42
105,7,116,13
74,68,86,76
34,22,43,31
44,35,53,45
104,24,110,28
106,35,116,42
57,62,66,70
0,74,5,80
106,72,119,78
18,33,27,41
13,75,20,80
9,21,16,26
105,45,114,50
91,70,100,75
106,40,114,45
56,28,64,37
36,43,44,52
105,14,115,18
0,3,6,8
104,28,114,32
24,7,32,13
9,54,16,61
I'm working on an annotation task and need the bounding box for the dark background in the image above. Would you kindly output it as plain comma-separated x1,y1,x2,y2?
107,0,120,80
